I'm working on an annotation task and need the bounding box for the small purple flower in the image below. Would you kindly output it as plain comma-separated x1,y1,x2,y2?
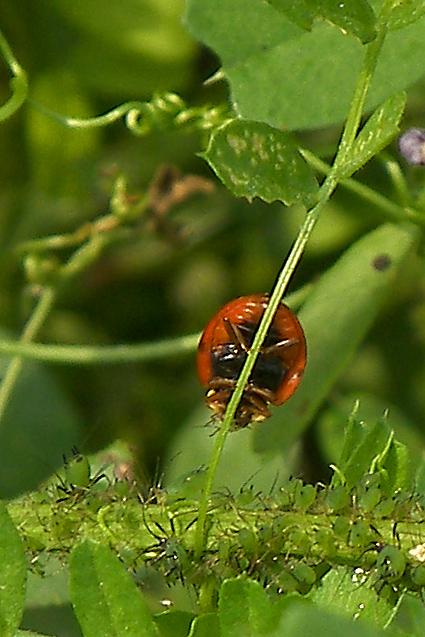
399,128,425,166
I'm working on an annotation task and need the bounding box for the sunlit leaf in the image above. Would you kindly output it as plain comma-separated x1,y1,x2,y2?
266,0,376,43
310,567,394,628
202,120,318,206
185,0,425,129
385,0,425,30
336,92,406,178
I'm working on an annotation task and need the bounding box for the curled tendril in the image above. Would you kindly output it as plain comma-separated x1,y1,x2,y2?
29,91,230,136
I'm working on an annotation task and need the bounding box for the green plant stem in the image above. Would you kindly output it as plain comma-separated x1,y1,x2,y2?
0,287,310,367
0,217,132,428
0,333,200,365
0,287,56,424
28,93,228,135
301,150,425,227
194,12,391,559
0,29,27,121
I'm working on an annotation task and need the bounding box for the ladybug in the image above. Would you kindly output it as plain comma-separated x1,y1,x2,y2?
197,294,306,429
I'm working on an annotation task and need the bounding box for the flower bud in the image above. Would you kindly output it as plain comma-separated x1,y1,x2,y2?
399,128,425,165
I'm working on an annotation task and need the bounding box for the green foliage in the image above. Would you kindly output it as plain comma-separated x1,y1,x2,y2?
266,0,377,42
254,224,417,452
335,91,406,178
185,0,425,129
202,120,319,206
69,540,157,637
5,418,425,635
0,503,26,636
2,0,425,635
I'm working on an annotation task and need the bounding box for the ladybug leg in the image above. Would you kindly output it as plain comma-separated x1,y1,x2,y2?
247,394,271,419
261,337,298,356
223,318,249,352
207,377,237,391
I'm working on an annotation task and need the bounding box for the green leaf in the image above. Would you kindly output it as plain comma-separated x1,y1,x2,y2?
218,577,398,636
186,0,425,129
385,0,425,30
336,415,408,494
188,612,220,637
318,393,424,475
0,502,26,637
218,576,282,635
202,120,318,206
184,0,303,68
338,418,393,489
69,540,157,637
386,438,409,491
266,0,376,43
275,603,400,636
309,567,395,629
336,92,406,178
155,610,195,637
254,224,418,453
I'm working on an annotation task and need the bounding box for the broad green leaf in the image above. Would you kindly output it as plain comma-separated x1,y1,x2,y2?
309,567,395,629
202,120,318,206
185,0,425,129
336,92,406,178
254,224,417,453
69,540,157,637
266,0,376,43
184,0,303,68
218,577,397,636
385,0,425,30
188,612,220,637
0,503,26,637
275,603,400,636
218,577,281,635
155,610,195,637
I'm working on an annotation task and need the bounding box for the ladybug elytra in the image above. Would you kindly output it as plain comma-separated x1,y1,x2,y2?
197,294,306,429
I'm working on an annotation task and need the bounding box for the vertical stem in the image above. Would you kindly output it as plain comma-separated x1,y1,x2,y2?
0,287,56,424
194,13,392,558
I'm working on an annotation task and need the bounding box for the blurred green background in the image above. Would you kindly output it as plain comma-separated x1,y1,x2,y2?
1,1,425,501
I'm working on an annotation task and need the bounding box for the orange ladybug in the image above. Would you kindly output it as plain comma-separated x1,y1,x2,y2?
197,294,306,428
